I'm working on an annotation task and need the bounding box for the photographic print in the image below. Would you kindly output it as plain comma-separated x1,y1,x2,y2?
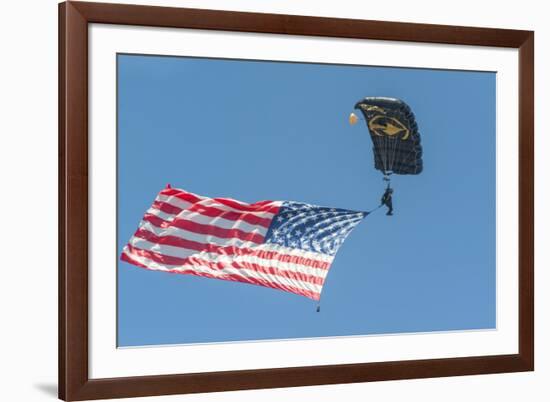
117,54,496,347
59,4,534,399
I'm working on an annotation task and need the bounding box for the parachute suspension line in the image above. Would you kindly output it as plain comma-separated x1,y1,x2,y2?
357,114,390,173
382,135,393,181
395,148,410,174
384,136,391,174
399,144,416,175
394,136,417,175
382,135,389,173
385,133,399,177
373,135,388,174
394,146,405,174
385,136,392,173
389,135,400,173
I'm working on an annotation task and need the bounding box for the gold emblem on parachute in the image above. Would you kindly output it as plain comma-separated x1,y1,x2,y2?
368,114,410,140
358,104,387,114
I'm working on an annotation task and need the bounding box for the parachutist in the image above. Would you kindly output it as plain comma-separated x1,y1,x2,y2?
381,187,394,216
351,97,423,217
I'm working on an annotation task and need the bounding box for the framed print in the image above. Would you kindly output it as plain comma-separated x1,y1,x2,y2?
59,1,534,400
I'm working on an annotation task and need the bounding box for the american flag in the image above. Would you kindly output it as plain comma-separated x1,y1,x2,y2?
121,185,367,301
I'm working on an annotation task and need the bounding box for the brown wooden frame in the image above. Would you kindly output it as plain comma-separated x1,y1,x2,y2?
59,1,534,400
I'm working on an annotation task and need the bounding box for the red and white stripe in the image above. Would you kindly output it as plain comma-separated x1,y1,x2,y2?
121,186,334,300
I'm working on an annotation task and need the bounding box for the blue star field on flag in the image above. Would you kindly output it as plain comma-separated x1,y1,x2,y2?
264,201,368,256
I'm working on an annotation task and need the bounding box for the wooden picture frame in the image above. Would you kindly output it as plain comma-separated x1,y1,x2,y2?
59,1,534,400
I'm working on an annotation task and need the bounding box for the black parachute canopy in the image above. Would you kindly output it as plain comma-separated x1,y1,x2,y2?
354,97,423,176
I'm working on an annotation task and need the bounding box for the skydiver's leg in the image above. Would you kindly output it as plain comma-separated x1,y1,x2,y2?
386,199,393,216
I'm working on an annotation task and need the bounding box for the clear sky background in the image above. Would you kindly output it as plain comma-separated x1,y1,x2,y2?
117,54,496,347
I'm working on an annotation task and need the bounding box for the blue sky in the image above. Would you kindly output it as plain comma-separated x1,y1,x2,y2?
117,54,496,347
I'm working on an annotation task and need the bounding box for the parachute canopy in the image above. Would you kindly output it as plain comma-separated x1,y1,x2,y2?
353,97,423,176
